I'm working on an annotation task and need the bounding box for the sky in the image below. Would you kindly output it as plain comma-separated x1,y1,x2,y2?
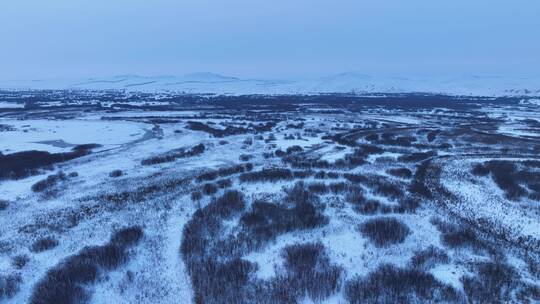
0,0,539,80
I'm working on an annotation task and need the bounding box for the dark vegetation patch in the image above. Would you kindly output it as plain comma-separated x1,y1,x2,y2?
431,218,488,252
387,168,413,179
410,246,449,270
181,191,249,303
276,242,342,301
462,261,521,303
285,145,303,154
0,200,9,211
216,179,232,189
181,187,333,303
314,170,340,179
239,184,328,250
346,186,388,215
372,133,417,147
239,154,252,162
291,170,314,179
202,183,219,196
239,168,293,183
346,188,388,215
343,173,369,184
31,236,59,253
30,226,143,304
427,130,440,142
109,169,123,178
345,264,460,303
472,160,540,200
307,182,328,194
12,254,30,269
196,163,253,182
0,149,90,180
281,155,331,169
186,121,275,137
360,217,410,247
191,191,202,201
186,121,249,137
72,144,102,151
141,143,205,165
408,160,432,198
0,274,21,300
364,177,405,200
31,171,70,194
98,176,190,205
0,124,16,131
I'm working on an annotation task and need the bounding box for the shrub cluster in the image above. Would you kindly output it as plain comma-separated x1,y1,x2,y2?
275,243,342,301
109,169,123,178
410,246,449,270
181,191,250,303
462,261,519,303
285,145,303,154
0,149,89,180
239,168,293,183
240,187,328,250
141,143,205,165
0,274,21,300
281,155,331,169
196,163,253,182
0,200,9,211
472,160,540,200
431,218,487,252
345,264,460,303
31,171,69,193
30,226,143,304
360,217,411,247
31,236,59,253
186,121,249,137
387,168,413,179
181,188,333,304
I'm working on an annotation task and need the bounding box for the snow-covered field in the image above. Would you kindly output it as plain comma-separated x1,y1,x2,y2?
1,91,540,303
1,72,540,97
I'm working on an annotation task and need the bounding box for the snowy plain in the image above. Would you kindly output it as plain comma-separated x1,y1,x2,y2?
1,91,540,303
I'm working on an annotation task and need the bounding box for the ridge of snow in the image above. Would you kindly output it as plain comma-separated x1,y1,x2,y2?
1,73,539,97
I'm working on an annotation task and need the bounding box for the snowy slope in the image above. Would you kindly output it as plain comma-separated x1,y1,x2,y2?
1,72,539,97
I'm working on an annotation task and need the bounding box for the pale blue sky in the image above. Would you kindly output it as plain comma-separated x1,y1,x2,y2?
1,0,539,79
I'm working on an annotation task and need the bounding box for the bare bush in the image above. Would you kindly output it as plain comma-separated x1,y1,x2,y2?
278,242,342,301
202,183,219,196
0,200,9,211
410,246,449,270
109,170,123,178
31,236,59,253
30,226,143,304
462,261,519,303
345,264,460,303
0,274,21,300
239,168,293,183
0,149,90,181
387,168,413,179
12,254,30,269
360,217,410,247
197,164,253,182
141,143,205,165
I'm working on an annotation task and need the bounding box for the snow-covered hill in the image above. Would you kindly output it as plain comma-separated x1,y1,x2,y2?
1,72,539,97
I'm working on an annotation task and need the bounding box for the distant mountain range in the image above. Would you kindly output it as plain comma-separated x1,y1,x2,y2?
1,72,539,97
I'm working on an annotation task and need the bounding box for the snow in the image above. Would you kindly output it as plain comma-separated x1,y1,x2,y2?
0,118,147,153
1,73,539,97
0,101,24,108
2,98,540,303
